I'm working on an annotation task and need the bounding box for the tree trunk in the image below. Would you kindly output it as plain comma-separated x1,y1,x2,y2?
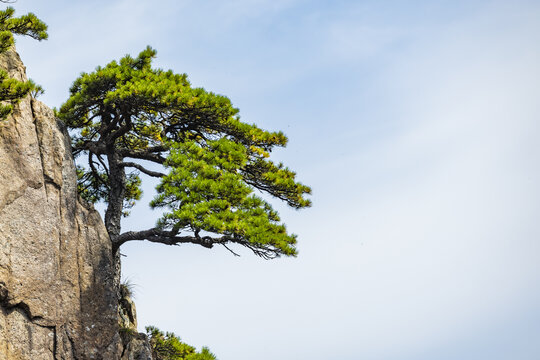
105,149,126,297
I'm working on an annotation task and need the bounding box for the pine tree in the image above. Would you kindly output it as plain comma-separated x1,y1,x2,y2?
58,47,311,279
0,6,47,119
146,326,217,360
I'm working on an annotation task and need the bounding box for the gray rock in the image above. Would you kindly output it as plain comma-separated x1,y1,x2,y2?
0,49,122,359
120,333,153,360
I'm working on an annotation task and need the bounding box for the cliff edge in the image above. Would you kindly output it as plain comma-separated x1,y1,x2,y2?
0,49,121,359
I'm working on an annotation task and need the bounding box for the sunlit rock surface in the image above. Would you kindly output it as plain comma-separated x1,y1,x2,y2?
0,48,121,359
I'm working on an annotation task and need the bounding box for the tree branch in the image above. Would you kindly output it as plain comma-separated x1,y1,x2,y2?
74,140,107,155
118,149,166,163
88,153,108,187
112,228,231,248
106,118,132,143
146,145,168,153
119,162,166,177
112,228,282,259
96,154,109,177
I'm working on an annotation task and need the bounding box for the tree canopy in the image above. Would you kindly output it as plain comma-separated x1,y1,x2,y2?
59,47,311,260
0,6,47,119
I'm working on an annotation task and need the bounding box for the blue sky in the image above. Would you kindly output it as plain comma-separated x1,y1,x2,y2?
11,0,540,359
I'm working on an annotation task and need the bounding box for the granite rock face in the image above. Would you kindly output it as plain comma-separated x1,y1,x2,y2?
119,289,153,360
120,333,153,360
0,49,121,359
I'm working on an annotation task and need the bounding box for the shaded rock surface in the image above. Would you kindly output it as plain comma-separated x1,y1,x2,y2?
119,288,152,360
0,49,122,359
120,332,153,360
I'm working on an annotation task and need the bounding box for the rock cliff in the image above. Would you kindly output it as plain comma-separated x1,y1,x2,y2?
0,49,121,359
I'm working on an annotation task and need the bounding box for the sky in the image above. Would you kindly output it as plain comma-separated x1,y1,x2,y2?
10,0,540,359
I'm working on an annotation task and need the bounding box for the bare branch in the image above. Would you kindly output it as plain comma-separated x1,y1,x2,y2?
221,243,241,257
96,154,109,177
88,153,108,187
74,140,107,155
119,162,166,177
118,149,166,163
